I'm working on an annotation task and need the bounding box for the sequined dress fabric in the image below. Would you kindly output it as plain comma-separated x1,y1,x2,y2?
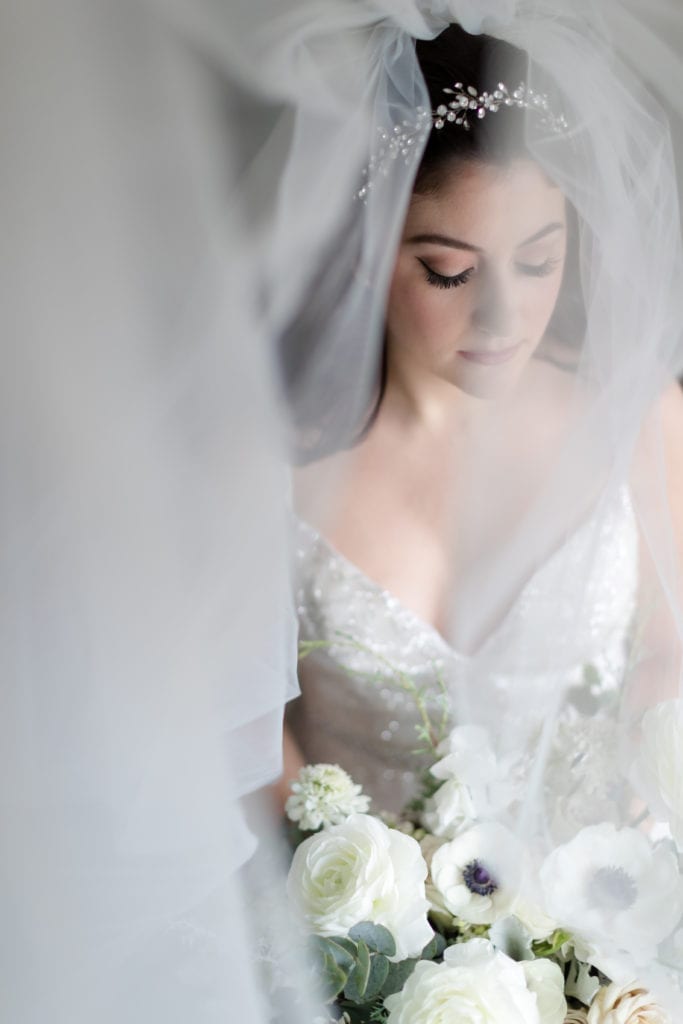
288,490,639,815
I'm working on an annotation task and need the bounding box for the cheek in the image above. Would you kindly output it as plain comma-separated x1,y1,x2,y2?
386,266,471,354
520,273,564,337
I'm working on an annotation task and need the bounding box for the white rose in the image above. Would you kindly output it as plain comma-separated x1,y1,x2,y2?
286,813,431,959
385,939,541,1024
632,701,683,848
523,959,567,1024
586,981,671,1024
430,822,523,925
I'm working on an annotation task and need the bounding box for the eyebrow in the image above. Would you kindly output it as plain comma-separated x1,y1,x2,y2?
406,221,565,252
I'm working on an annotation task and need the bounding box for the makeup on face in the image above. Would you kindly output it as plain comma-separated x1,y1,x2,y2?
385,160,568,400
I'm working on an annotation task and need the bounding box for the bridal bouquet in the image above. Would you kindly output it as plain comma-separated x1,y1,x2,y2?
283,707,683,1024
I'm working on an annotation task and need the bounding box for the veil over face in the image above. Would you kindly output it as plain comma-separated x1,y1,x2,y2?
281,0,683,1011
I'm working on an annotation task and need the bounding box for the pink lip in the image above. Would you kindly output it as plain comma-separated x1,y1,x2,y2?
458,342,522,366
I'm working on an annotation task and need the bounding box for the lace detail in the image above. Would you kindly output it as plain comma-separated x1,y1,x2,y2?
288,490,639,814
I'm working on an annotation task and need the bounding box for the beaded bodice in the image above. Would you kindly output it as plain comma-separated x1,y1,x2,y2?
288,490,639,814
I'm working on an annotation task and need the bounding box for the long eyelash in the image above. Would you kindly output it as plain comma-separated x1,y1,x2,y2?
418,258,474,290
518,257,563,277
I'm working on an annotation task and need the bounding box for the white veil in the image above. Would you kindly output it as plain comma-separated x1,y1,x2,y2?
3,0,683,1020
273,0,683,1013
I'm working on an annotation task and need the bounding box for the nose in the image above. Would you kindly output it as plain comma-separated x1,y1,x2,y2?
472,272,516,339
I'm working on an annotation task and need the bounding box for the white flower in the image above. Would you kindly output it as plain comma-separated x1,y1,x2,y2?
632,700,683,849
511,894,558,942
424,726,519,836
540,824,683,963
563,1012,589,1024
523,959,568,1024
385,938,557,1024
286,813,431,959
423,777,477,838
430,822,523,925
586,980,671,1024
285,763,370,831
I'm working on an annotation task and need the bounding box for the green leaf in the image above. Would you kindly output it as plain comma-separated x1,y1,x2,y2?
380,958,418,998
320,951,349,1001
420,931,446,961
363,954,390,1000
532,929,572,958
309,935,356,974
583,663,601,687
344,939,371,1003
348,922,397,958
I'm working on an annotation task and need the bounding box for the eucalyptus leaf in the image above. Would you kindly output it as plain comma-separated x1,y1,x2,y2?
321,951,349,1001
344,939,371,1003
363,954,390,1000
309,935,356,973
348,922,397,958
380,958,418,997
420,931,446,961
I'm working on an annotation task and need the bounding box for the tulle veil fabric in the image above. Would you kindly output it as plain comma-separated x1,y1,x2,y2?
2,0,683,1020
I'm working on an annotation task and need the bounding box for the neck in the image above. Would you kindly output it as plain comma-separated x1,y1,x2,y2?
383,357,491,437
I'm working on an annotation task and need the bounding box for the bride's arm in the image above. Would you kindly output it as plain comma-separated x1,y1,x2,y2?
271,723,306,813
627,382,683,716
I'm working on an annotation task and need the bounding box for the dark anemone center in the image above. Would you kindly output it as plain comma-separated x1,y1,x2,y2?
463,859,498,897
587,865,638,913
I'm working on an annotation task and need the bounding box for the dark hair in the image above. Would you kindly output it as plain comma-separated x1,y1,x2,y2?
413,26,535,193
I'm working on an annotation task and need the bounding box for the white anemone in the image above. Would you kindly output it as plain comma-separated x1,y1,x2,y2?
540,824,683,963
430,821,524,925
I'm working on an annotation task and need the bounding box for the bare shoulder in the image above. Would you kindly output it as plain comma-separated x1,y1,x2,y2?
660,379,683,434
660,381,683,499
291,449,353,527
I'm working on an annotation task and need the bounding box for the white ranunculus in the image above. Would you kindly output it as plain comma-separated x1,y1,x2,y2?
586,980,671,1024
385,938,542,1024
522,959,567,1024
430,822,523,925
285,763,370,831
632,700,683,849
540,824,683,963
286,813,431,959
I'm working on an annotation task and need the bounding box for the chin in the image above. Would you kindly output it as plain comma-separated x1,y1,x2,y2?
444,341,537,400
447,358,529,400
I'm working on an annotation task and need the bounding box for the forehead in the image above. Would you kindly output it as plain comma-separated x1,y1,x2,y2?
406,160,566,249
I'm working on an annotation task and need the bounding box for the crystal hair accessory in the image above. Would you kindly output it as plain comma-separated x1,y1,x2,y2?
356,80,569,201
356,108,432,201
433,80,569,133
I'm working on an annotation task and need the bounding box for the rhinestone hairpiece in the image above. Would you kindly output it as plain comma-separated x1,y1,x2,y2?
433,80,569,134
356,80,568,202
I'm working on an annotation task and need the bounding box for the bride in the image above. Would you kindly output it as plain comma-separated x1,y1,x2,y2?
282,20,683,822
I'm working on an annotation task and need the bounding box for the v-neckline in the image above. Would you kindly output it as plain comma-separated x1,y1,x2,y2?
295,486,633,662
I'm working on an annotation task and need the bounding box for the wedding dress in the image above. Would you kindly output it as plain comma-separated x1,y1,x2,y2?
289,487,639,815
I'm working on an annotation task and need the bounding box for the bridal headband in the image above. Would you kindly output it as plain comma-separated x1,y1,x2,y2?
356,77,568,200
432,80,569,133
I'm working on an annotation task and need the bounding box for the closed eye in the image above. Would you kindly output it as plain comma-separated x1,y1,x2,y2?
515,256,563,277
418,258,475,290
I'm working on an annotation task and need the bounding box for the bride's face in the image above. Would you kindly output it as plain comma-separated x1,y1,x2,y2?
385,159,567,400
